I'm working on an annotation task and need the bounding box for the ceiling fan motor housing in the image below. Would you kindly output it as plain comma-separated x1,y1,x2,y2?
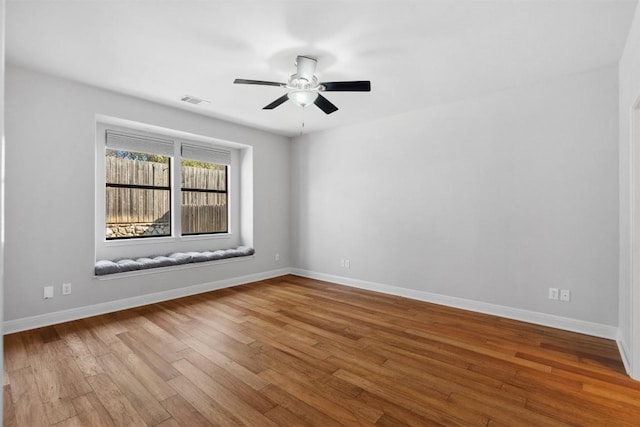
294,55,318,83
288,56,321,90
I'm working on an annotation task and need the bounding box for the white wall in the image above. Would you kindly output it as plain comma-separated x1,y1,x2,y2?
619,2,640,380
4,65,291,323
292,66,619,330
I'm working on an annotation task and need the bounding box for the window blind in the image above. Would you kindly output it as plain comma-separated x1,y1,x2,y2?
105,130,174,157
181,143,232,165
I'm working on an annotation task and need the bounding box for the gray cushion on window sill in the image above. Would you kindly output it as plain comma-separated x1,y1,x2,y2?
168,252,193,265
94,260,120,275
116,259,142,272
94,246,255,276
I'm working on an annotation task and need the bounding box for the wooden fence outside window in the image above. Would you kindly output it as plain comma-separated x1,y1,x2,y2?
105,156,227,237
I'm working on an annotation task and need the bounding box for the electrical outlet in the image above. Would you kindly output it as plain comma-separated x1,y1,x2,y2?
560,289,571,302
43,286,54,299
340,259,345,267
345,259,350,269
62,283,72,295
548,287,559,300
275,253,280,262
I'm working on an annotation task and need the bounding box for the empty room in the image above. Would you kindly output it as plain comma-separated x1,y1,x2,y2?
2,0,640,425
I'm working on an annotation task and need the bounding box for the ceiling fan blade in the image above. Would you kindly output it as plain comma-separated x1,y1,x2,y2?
263,94,289,110
234,79,286,87
321,81,371,92
314,94,339,114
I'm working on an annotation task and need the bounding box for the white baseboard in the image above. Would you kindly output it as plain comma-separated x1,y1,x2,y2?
617,332,632,376
3,268,291,334
291,269,619,340
4,267,619,343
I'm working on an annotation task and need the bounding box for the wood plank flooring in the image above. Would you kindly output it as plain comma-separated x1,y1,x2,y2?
3,274,640,426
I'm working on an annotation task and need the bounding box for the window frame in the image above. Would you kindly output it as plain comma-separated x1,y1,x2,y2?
105,149,173,240
95,118,247,263
180,161,229,236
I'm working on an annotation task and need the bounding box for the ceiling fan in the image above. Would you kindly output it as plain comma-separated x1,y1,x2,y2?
233,55,371,115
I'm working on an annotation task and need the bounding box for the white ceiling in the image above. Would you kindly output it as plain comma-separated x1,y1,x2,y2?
6,0,638,137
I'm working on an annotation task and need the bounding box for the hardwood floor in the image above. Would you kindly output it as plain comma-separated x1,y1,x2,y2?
3,274,640,426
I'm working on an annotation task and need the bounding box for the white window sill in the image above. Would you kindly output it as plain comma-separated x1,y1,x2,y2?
180,233,233,242
103,233,232,247
93,254,254,281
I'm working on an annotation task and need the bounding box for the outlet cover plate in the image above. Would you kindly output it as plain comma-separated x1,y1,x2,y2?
43,286,54,299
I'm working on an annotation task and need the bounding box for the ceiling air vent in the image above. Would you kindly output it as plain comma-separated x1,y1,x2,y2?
180,95,210,105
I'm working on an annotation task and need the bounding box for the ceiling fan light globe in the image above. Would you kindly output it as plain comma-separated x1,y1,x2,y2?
288,90,318,108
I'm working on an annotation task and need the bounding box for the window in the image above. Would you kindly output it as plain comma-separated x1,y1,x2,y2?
95,118,252,265
105,131,175,240
181,144,230,235
105,149,171,239
103,130,232,240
